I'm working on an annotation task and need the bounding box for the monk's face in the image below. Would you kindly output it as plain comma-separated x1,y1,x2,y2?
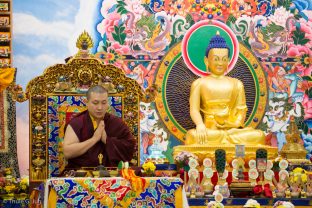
86,92,109,120
205,48,229,76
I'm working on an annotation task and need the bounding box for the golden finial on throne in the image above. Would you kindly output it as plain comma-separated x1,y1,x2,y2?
76,31,93,50
75,31,94,59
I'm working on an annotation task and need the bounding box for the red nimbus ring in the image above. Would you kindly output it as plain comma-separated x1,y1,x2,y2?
182,20,239,76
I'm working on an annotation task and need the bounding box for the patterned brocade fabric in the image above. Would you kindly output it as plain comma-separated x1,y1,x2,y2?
48,177,183,208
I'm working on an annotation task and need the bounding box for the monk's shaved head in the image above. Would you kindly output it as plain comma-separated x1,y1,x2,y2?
86,85,108,100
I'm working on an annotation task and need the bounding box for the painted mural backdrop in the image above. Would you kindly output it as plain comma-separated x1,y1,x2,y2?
92,0,311,164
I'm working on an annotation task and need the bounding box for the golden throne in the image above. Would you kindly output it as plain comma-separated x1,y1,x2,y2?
9,32,155,184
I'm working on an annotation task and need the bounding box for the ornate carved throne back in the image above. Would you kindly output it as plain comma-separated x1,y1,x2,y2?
28,58,143,181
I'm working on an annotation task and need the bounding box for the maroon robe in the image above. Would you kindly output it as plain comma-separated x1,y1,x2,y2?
65,110,135,169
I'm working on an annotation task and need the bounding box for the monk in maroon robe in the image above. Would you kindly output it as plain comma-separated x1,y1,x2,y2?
63,85,135,169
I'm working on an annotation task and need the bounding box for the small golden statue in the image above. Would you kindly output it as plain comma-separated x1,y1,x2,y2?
174,31,277,161
201,158,214,195
285,188,291,198
54,73,74,92
93,153,110,177
98,75,117,93
279,116,309,164
98,153,103,165
188,175,198,198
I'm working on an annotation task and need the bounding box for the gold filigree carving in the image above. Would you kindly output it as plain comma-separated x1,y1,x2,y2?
78,68,92,83
7,84,28,102
141,84,158,103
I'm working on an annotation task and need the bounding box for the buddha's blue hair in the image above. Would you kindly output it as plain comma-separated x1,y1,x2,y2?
205,34,230,57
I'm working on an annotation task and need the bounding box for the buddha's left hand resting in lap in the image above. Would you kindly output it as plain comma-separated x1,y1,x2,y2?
185,32,265,146
63,85,136,169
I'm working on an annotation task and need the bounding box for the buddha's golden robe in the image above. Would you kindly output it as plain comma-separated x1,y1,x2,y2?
185,75,265,146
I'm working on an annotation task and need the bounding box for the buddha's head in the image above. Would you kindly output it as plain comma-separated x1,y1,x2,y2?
204,31,230,76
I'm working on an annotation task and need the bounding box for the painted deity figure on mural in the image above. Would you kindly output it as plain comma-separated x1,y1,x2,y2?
263,97,302,150
264,64,304,101
127,61,157,89
185,32,265,146
139,101,169,163
266,65,291,97
148,125,168,160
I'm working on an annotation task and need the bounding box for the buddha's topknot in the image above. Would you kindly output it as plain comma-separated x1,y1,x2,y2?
205,31,230,57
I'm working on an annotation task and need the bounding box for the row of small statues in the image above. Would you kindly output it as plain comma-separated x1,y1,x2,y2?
181,157,312,199
55,74,117,93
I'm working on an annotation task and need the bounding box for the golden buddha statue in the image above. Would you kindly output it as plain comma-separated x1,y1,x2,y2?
174,32,277,162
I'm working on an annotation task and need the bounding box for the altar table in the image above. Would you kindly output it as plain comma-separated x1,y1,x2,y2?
188,198,312,208
44,177,187,208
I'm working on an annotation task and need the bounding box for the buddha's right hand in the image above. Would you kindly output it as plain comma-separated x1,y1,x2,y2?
196,123,207,144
